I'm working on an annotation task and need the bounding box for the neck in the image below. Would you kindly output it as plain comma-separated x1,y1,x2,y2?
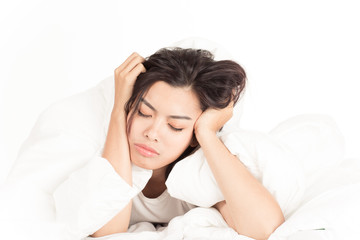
150,166,167,183
142,166,167,198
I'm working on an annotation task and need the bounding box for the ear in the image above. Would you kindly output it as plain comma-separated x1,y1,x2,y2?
190,135,198,147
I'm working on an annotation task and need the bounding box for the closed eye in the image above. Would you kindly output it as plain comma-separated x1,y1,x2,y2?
138,110,151,118
138,109,183,131
168,124,183,132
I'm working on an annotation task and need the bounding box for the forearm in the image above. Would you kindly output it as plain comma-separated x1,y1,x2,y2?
90,202,132,237
91,111,133,237
102,110,132,185
197,130,284,240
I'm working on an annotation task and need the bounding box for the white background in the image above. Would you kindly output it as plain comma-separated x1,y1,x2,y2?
1,0,359,185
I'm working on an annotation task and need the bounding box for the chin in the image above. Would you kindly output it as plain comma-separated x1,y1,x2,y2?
130,155,159,170
133,162,154,170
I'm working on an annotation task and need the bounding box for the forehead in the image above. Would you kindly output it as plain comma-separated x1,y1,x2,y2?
143,81,202,116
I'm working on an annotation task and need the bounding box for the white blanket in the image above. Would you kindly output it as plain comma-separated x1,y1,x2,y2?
1,76,360,239
2,160,360,240
85,207,250,240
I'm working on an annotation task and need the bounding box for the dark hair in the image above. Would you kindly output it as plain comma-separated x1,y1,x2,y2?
125,47,246,177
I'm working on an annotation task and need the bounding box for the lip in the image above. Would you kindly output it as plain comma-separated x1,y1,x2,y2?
134,144,159,158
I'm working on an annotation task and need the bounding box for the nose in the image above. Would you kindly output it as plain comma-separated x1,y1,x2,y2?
144,120,161,142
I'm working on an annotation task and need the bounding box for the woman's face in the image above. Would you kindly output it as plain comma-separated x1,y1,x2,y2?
127,81,203,171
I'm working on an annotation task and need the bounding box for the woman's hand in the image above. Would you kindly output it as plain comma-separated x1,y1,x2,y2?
113,52,146,111
194,101,234,137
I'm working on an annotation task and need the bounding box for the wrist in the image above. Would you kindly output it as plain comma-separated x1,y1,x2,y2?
108,110,128,134
111,107,127,120
112,101,126,113
195,127,218,145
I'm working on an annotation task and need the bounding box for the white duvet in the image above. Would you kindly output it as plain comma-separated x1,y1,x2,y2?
1,74,360,240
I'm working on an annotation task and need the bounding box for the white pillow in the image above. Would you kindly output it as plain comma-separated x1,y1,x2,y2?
2,77,114,222
166,114,345,219
269,181,360,239
269,114,345,176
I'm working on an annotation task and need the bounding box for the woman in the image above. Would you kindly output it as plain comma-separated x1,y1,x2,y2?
90,48,285,240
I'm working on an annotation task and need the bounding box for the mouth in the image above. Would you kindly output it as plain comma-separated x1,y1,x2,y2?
134,144,160,158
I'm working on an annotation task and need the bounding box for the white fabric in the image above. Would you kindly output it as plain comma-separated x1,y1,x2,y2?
85,207,251,240
269,114,345,177
167,129,306,218
5,76,115,193
2,158,360,240
0,81,359,239
1,37,359,240
53,156,152,239
269,158,360,240
130,189,196,226
166,114,345,218
0,74,354,240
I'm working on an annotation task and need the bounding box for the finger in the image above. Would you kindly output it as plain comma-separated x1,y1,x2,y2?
115,52,142,73
126,63,146,81
123,55,145,73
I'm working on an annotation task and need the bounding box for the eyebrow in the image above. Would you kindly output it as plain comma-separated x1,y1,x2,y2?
140,98,192,120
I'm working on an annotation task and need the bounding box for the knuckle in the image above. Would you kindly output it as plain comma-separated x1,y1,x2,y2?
115,67,121,74
124,74,133,82
135,55,144,62
119,72,127,79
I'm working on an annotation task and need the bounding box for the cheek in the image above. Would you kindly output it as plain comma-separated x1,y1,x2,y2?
165,130,193,152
